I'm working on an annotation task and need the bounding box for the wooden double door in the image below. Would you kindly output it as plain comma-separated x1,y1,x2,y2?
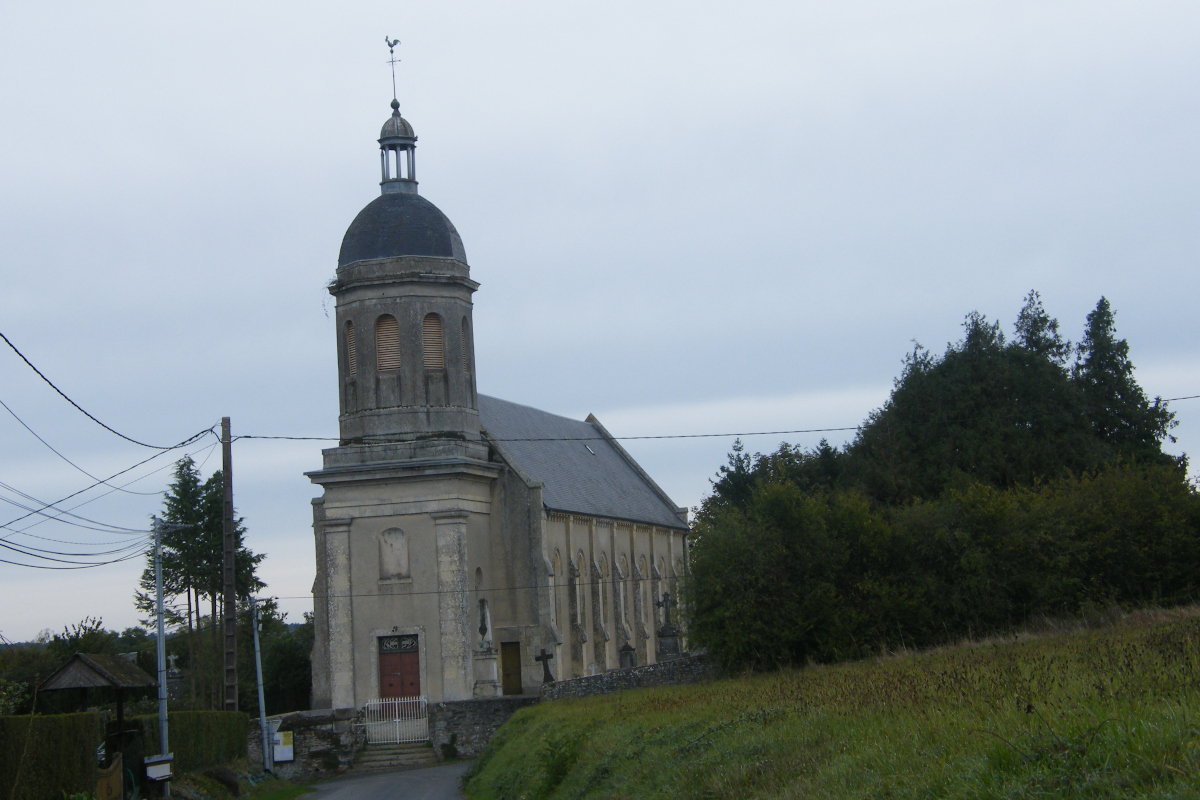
379,635,421,698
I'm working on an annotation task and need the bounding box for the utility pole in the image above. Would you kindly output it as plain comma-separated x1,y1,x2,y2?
152,517,172,798
221,417,237,711
251,598,273,773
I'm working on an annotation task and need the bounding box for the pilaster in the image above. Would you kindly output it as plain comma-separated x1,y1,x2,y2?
324,519,356,709
433,510,472,700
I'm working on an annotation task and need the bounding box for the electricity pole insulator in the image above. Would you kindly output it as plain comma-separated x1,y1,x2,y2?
221,417,238,711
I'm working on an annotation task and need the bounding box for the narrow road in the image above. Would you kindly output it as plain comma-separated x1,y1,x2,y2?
309,761,472,800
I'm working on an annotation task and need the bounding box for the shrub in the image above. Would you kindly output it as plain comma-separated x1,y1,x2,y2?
0,712,103,800
128,710,248,773
688,463,1200,671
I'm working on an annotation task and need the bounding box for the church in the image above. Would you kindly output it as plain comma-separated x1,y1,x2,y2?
307,95,690,710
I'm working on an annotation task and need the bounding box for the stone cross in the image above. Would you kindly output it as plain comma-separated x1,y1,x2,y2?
535,648,555,683
167,653,179,673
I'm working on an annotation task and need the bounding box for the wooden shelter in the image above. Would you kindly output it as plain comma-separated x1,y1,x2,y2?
40,653,156,732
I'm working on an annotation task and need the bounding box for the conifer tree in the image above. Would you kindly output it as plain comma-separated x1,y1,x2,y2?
1014,290,1070,364
134,456,264,708
1073,296,1176,461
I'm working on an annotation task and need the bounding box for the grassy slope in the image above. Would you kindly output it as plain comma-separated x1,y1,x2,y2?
465,610,1200,799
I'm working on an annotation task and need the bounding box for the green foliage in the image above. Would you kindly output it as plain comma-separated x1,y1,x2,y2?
130,711,249,773
135,458,265,625
726,293,1179,507
133,456,267,712
0,712,103,800
848,309,1106,503
43,618,118,664
464,611,1200,799
0,678,30,715
691,292,1194,672
689,463,1200,671
1075,296,1177,460
0,618,158,716
233,601,311,716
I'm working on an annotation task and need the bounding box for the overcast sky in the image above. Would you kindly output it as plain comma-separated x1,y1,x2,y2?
2,1,1198,642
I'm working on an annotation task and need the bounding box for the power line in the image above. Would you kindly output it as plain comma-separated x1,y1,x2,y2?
0,329,211,450
1,528,154,547
0,427,217,535
0,395,163,496
0,534,150,560
3,440,220,543
232,426,864,443
230,392,1199,445
270,573,682,602
0,548,148,571
0,480,148,534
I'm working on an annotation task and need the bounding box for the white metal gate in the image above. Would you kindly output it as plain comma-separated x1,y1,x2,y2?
361,697,429,744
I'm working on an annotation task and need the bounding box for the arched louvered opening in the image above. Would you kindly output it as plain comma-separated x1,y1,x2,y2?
422,313,445,370
345,321,357,376
461,317,471,370
376,315,401,371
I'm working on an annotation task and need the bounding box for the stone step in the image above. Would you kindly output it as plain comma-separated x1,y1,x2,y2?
357,753,435,764
359,744,432,755
355,759,438,768
352,743,438,773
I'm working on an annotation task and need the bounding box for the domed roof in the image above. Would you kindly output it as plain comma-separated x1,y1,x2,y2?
339,191,468,267
380,99,415,140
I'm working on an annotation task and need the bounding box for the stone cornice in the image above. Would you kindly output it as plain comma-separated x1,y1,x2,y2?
306,456,501,486
331,255,478,295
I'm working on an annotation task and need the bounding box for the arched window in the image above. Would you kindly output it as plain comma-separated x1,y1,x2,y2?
638,555,648,626
551,550,562,629
345,321,357,376
461,317,471,370
376,315,401,371
599,552,609,625
422,314,445,370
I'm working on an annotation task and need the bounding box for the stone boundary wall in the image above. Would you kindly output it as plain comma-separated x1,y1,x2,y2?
246,708,365,781
251,660,713,778
429,697,539,759
541,654,718,701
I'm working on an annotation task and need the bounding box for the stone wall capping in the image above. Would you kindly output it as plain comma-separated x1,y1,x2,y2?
541,653,717,702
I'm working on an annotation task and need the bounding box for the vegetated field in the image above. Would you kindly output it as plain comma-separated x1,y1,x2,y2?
465,608,1200,799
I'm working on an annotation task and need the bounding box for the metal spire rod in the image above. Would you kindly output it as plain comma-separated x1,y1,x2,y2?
385,37,401,101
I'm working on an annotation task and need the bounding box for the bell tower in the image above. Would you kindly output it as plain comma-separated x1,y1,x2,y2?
327,99,483,463
309,87,496,710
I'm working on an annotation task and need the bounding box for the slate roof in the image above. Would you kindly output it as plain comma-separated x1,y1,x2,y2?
41,653,156,691
339,192,468,267
478,395,688,530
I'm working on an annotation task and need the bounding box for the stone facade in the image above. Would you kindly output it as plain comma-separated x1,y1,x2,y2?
540,654,718,702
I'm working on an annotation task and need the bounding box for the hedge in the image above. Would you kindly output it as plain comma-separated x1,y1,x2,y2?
129,710,249,773
1,712,102,800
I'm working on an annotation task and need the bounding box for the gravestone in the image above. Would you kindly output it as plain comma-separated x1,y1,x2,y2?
535,648,555,683
618,642,637,670
655,592,682,662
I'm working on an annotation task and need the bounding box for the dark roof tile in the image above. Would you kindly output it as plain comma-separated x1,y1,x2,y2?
479,395,687,530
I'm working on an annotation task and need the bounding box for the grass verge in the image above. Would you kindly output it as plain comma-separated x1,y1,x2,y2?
464,608,1200,799
170,761,314,800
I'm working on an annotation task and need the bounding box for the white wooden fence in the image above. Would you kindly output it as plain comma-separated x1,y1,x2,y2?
360,697,429,744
